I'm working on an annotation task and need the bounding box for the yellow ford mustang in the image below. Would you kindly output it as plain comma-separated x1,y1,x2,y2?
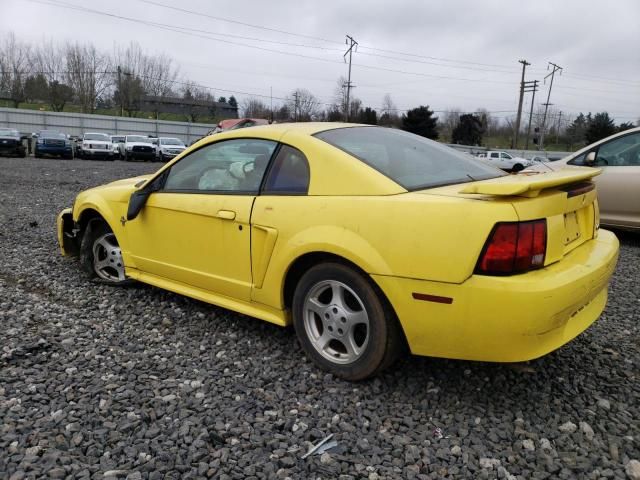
57,123,619,380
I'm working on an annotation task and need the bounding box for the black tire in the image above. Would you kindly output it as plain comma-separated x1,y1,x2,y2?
512,163,524,172
292,262,404,381
124,152,129,162
79,219,130,285
159,153,164,163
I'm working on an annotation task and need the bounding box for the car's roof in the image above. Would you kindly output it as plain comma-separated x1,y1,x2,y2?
84,132,109,135
219,122,367,137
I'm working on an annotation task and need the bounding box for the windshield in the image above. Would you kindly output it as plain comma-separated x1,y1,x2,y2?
315,127,505,190
84,133,110,141
161,138,184,146
0,128,18,136
40,131,65,139
126,135,150,143
111,136,124,142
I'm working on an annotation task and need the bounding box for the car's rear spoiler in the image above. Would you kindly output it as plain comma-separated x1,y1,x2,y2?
459,168,601,197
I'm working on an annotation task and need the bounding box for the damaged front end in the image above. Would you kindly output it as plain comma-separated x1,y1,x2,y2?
56,208,80,256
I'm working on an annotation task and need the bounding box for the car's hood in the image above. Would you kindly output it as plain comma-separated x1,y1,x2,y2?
161,145,185,150
125,142,154,147
0,135,20,141
84,140,111,145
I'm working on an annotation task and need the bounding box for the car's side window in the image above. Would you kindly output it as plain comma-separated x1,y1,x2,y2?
596,132,640,167
163,139,277,193
490,152,499,158
262,145,310,195
567,152,588,166
501,152,512,159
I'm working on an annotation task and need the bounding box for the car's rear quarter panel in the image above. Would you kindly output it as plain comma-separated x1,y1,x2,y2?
250,193,519,310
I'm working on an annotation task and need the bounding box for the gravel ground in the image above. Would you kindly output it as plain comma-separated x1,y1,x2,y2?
1,157,639,480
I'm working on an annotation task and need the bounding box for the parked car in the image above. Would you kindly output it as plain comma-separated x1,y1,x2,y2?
0,127,26,158
79,132,114,160
110,135,125,159
121,135,155,162
34,130,74,159
477,151,532,172
57,124,619,380
529,127,640,231
207,118,270,136
156,137,186,162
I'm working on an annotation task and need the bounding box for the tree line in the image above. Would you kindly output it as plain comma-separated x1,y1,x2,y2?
0,32,237,121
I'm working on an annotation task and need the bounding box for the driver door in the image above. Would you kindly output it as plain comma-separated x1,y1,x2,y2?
126,138,277,301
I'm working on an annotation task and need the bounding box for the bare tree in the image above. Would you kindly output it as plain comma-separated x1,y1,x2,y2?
475,108,499,138
64,42,111,113
113,42,179,117
288,88,319,121
241,97,270,118
0,33,32,107
32,41,73,111
440,108,462,141
379,93,400,127
332,76,348,118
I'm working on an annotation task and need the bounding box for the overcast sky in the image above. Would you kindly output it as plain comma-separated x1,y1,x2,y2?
3,0,639,124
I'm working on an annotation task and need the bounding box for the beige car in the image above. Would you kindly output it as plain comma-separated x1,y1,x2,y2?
531,127,640,231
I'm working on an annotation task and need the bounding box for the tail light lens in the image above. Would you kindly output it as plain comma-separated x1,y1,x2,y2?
476,220,547,275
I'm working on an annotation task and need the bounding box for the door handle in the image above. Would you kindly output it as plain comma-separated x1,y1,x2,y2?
216,209,236,220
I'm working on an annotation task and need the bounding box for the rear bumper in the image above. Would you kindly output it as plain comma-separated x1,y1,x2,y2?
373,229,619,362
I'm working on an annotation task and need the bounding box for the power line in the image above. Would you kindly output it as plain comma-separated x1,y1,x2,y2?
136,0,342,45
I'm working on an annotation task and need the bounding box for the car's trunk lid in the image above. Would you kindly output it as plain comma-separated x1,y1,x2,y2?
419,169,602,265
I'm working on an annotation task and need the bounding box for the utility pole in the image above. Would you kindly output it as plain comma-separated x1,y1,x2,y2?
512,59,530,148
524,80,539,150
343,35,358,121
293,90,299,122
117,66,123,117
540,62,563,149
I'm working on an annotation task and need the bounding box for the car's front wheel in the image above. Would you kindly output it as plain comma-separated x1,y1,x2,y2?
293,262,404,380
79,219,128,284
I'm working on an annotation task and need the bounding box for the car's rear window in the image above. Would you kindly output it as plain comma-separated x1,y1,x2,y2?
315,126,505,190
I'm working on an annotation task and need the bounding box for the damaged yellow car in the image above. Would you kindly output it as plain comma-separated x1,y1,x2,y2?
58,124,619,380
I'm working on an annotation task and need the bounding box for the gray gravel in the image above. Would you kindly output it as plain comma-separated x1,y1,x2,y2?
1,156,639,479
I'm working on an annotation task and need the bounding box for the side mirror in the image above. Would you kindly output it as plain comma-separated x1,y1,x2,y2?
126,189,151,221
126,171,168,220
584,151,597,166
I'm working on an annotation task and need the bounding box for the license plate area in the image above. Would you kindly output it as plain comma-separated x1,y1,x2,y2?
564,211,581,245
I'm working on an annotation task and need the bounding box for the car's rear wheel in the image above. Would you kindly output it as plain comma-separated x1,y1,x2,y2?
79,219,129,285
512,163,524,172
293,262,403,381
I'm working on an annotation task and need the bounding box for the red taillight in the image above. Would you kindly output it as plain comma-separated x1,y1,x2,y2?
476,220,547,275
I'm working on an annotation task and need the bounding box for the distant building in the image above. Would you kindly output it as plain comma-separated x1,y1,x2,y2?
139,95,238,120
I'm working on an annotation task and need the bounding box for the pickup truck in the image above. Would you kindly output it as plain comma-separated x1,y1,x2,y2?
121,135,155,162
476,151,532,172
79,132,114,160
